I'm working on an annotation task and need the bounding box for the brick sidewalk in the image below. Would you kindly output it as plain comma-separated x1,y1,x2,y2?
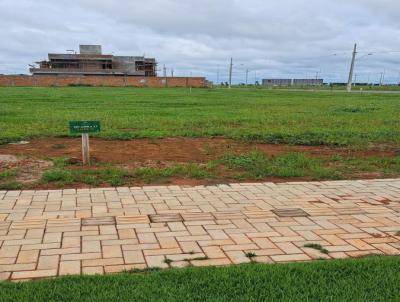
0,179,399,281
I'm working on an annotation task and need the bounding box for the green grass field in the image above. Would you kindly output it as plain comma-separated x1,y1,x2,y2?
1,257,399,302
1,87,400,147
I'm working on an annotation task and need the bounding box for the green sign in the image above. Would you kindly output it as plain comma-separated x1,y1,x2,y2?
69,121,101,134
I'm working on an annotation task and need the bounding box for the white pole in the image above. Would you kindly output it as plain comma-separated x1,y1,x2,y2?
228,58,233,88
347,43,357,92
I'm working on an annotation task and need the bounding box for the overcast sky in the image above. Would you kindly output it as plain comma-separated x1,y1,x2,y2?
1,0,399,83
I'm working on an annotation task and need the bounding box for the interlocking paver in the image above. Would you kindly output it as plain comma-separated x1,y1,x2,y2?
59,260,81,276
0,179,399,281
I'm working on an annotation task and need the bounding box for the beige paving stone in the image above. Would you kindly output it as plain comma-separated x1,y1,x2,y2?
104,264,146,273
41,247,81,256
123,250,145,264
225,251,251,264
346,239,374,250
202,246,226,259
62,237,81,248
137,232,158,244
21,242,60,251
100,225,117,235
222,244,258,252
82,240,101,253
12,269,58,280
373,243,400,255
170,261,190,268
145,255,169,268
251,237,277,249
16,250,39,264
179,241,202,253
158,237,180,249
118,229,136,239
0,257,16,265
275,242,303,254
0,245,20,258
253,256,273,263
82,257,124,267
43,232,62,243
329,252,348,259
62,253,102,261
25,228,44,239
0,272,11,281
271,254,311,262
144,248,182,256
37,255,59,270
102,245,123,258
59,260,81,276
253,248,283,256
190,258,231,267
82,266,104,275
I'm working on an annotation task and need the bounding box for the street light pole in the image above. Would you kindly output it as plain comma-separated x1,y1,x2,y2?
228,58,233,88
347,43,357,92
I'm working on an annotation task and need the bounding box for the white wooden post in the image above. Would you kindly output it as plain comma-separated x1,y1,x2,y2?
81,133,90,165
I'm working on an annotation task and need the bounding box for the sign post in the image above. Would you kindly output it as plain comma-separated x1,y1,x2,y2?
69,121,101,165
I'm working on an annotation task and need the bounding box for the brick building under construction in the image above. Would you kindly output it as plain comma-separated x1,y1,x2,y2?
30,45,157,77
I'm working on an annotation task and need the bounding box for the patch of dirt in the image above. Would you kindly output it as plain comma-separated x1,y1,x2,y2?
0,155,19,163
0,138,398,189
0,137,396,164
0,155,53,184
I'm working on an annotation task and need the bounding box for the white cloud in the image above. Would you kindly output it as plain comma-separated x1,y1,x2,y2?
1,0,399,83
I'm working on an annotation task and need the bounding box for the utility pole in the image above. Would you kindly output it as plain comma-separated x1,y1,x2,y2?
228,58,233,88
347,43,357,92
163,65,167,77
171,68,174,77
245,69,249,85
379,70,386,86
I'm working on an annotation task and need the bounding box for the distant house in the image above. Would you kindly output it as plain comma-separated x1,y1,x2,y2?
30,45,157,77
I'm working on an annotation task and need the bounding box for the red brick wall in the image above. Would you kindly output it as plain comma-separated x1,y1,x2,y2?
0,75,207,88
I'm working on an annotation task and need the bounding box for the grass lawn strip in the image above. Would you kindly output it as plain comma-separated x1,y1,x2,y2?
0,256,399,302
1,87,400,147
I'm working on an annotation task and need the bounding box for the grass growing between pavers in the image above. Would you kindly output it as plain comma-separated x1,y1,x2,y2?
0,257,399,302
1,87,400,147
